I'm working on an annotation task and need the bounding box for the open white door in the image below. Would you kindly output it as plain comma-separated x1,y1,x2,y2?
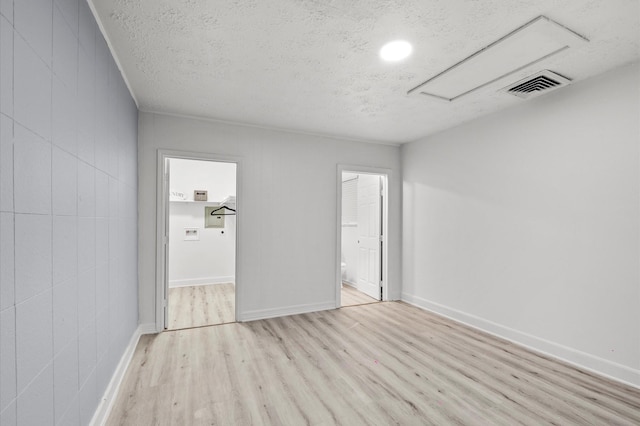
162,158,170,329
356,174,382,300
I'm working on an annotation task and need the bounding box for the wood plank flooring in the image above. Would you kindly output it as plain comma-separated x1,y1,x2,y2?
167,283,235,330
341,283,378,307
107,302,640,425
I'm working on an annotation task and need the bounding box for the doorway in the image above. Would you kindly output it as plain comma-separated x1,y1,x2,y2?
160,156,238,330
338,169,387,307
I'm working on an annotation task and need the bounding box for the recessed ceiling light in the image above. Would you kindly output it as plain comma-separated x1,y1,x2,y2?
380,40,413,62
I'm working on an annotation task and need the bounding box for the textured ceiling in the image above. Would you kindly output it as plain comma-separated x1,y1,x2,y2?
90,0,640,144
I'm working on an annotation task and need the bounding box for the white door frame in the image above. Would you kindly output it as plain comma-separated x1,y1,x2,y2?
336,164,389,307
155,149,242,332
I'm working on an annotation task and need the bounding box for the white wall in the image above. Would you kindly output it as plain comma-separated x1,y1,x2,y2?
169,158,235,201
169,203,236,286
0,1,139,424
169,159,236,287
139,112,401,324
402,63,640,387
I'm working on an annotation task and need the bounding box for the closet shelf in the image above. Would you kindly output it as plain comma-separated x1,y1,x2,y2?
170,200,221,204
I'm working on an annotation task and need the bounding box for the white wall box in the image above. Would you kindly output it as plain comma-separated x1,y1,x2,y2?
184,228,199,241
204,206,225,228
194,190,207,201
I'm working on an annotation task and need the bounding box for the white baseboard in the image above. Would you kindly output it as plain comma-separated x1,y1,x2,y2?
342,280,357,288
90,323,156,426
401,293,640,389
169,276,235,288
239,301,336,322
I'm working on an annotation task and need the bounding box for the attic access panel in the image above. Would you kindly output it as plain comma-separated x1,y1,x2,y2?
408,16,588,101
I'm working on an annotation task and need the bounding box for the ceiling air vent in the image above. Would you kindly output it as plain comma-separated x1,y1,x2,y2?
502,70,571,99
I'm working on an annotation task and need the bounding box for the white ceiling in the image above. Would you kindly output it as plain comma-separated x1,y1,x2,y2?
90,0,639,144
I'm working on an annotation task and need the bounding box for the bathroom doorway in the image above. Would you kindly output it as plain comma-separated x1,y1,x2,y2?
338,168,387,307
159,156,238,330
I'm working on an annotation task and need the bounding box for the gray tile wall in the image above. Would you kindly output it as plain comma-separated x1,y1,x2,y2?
0,0,139,424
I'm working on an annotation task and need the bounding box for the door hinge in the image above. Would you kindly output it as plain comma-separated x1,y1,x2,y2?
162,236,169,245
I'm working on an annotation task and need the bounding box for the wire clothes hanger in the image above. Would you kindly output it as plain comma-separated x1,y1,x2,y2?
210,205,236,216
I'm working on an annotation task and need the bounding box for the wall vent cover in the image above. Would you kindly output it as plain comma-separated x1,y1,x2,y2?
502,70,571,99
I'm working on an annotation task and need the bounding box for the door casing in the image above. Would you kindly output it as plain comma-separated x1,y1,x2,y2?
336,164,389,307
155,149,242,332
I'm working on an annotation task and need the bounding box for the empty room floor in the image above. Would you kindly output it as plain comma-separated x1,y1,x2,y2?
108,302,640,425
168,283,235,330
169,283,375,330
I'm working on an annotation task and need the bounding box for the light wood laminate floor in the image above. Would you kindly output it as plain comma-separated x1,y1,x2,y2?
108,302,640,425
341,283,379,307
167,283,235,330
